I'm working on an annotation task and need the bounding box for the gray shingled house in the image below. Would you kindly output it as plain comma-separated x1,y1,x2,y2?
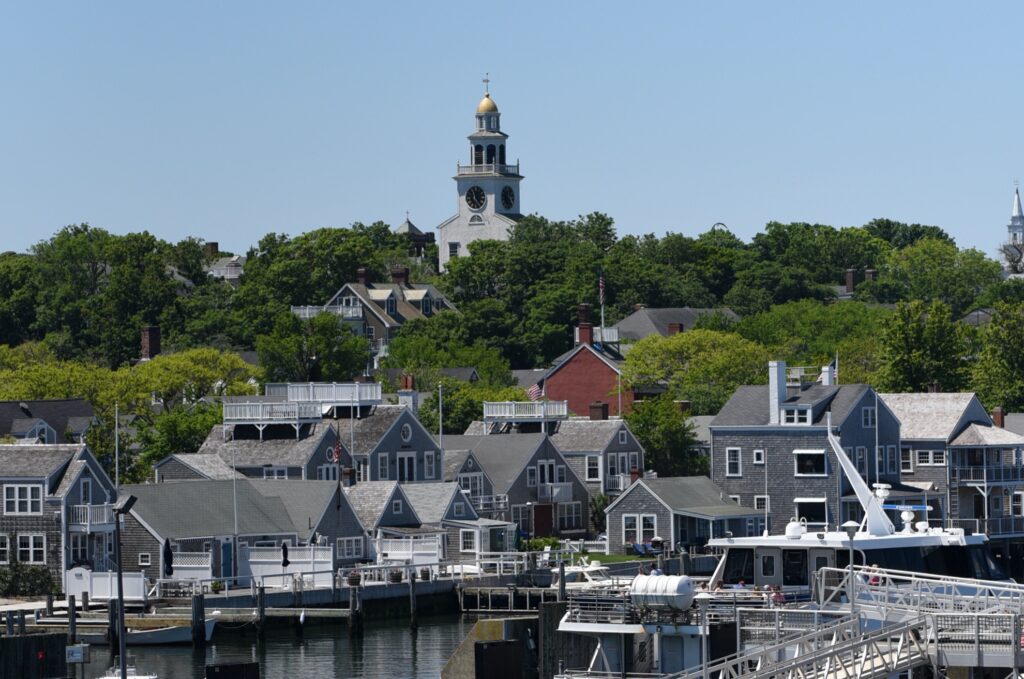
710,361,902,535
442,433,590,539
400,482,516,562
612,306,739,341
152,453,241,482
548,417,645,499
0,443,117,589
880,393,1024,574
342,480,430,562
328,405,440,484
604,476,761,555
120,479,365,581
0,399,96,444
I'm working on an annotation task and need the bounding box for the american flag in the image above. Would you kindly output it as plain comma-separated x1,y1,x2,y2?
527,383,542,401
599,271,605,306
331,426,342,463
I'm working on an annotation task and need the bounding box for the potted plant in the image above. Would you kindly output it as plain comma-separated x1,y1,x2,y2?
420,567,430,581
210,580,223,594
346,570,362,586
388,569,404,584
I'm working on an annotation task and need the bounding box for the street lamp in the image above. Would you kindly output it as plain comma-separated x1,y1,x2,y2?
695,591,712,678
114,494,137,679
841,520,860,622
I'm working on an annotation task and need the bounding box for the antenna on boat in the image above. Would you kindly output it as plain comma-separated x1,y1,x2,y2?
825,411,895,537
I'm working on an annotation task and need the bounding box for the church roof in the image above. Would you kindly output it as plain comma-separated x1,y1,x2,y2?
476,92,498,114
396,218,423,236
1014,188,1023,219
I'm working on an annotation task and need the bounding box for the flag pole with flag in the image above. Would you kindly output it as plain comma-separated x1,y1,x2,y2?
527,382,542,401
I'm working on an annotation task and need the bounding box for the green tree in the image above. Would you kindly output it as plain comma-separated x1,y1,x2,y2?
863,218,954,249
972,303,1024,409
135,402,223,473
256,312,370,383
418,379,527,435
624,395,703,477
590,494,611,533
622,329,769,415
876,300,969,392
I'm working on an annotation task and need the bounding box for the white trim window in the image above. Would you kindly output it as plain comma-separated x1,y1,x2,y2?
556,465,566,483
424,451,436,480
623,513,658,544
726,448,742,477
862,407,876,428
138,553,151,567
794,498,828,528
783,408,810,425
392,499,403,515
916,450,946,466
69,534,87,563
586,455,601,482
754,495,770,512
81,477,92,504
753,449,765,465
901,447,914,473
728,495,741,505
453,502,465,518
263,467,287,479
641,514,656,543
1014,492,1024,518
378,453,390,480
336,537,363,559
0,535,7,564
511,504,531,531
317,465,338,481
460,529,477,553
608,454,618,477
17,534,45,564
629,452,639,472
856,447,867,476
794,449,827,477
558,502,582,530
4,485,42,515
526,467,537,487
618,430,627,445
623,515,638,544
887,445,898,475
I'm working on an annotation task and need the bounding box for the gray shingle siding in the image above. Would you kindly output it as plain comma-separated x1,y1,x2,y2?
367,411,441,483
606,484,671,555
154,458,205,481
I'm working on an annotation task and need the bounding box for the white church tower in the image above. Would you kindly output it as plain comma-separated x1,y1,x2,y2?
1010,187,1024,245
436,78,524,272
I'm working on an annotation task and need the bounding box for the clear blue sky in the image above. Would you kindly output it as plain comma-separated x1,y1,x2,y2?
1,2,1021,258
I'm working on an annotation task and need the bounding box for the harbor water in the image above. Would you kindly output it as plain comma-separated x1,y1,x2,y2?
78,615,469,679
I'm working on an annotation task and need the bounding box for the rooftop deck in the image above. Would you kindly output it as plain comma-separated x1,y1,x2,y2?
483,400,568,422
264,381,382,407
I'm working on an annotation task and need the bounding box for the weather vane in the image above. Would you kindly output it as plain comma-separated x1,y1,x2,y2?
483,72,490,94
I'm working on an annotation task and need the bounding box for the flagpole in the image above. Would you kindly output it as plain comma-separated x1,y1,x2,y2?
114,403,119,490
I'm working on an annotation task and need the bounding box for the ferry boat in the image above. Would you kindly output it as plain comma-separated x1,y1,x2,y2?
706,429,1007,592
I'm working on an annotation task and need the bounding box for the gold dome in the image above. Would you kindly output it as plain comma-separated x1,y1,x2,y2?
476,93,499,114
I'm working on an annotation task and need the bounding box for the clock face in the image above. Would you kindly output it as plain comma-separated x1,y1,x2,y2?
501,186,515,210
466,186,486,210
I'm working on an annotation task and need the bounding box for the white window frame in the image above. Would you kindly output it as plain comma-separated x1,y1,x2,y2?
454,502,465,518
793,449,827,477
887,445,898,475
753,449,765,465
138,553,151,567
378,452,390,480
726,448,742,477
641,514,657,543
526,467,537,487
856,447,867,476
728,495,741,505
629,452,639,472
608,453,618,477
397,452,416,482
392,499,403,515
0,535,7,564
586,455,601,482
558,501,582,531
81,477,92,505
917,450,946,466
1014,492,1024,518
556,465,566,483
424,451,436,480
17,533,45,564
317,465,338,481
262,466,287,479
511,504,531,531
69,533,87,563
754,495,770,512
623,514,638,544
793,498,828,528
862,407,876,428
4,484,43,515
460,529,477,553
618,430,627,445
901,447,914,473
336,537,363,559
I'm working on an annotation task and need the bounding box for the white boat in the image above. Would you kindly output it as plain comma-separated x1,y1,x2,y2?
80,617,216,646
705,429,1008,594
95,659,158,679
550,558,632,590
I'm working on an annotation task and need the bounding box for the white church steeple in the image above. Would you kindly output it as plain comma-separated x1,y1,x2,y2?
1010,185,1024,245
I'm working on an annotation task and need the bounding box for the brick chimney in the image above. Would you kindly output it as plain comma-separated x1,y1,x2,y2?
667,322,684,335
356,267,369,286
390,266,410,286
845,268,856,294
140,326,161,361
577,303,593,346
992,407,1005,428
203,242,219,258
927,381,941,393
633,304,645,312
865,268,877,282
589,401,609,421
630,467,640,484
342,467,354,487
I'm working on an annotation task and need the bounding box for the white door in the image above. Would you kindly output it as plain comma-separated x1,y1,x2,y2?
757,548,782,588
538,460,555,485
398,453,415,482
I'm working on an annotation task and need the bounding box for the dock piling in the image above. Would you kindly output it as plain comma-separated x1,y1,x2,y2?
348,585,363,638
191,594,206,647
67,596,76,644
17,611,25,635
257,585,266,635
45,594,53,617
81,592,89,613
557,562,566,602
408,563,418,630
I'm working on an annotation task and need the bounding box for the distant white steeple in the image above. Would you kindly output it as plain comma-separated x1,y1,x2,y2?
1009,186,1024,245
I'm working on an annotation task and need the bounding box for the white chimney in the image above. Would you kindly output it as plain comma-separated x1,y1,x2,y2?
820,364,834,386
769,360,787,425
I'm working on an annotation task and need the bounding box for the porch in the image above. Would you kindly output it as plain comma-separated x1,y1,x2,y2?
67,503,115,532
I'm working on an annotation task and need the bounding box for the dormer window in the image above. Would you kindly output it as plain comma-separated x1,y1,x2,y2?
386,298,396,315
422,298,432,315
782,408,811,425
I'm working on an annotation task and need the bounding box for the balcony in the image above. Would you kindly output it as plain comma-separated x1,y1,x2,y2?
456,162,520,177
68,504,115,532
483,400,568,422
950,465,1024,485
265,382,382,407
574,326,619,344
291,304,363,320
222,400,322,431
538,482,574,503
609,474,635,492
470,495,509,512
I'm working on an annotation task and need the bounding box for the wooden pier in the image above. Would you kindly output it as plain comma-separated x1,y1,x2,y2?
457,585,561,614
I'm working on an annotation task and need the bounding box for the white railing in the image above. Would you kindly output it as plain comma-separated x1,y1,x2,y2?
471,494,509,512
457,162,520,175
291,304,364,320
539,482,574,503
609,474,635,492
483,400,569,421
242,545,334,589
574,326,619,344
377,536,443,565
952,465,1024,483
65,566,147,603
167,551,213,581
265,381,382,405
68,503,115,528
222,400,322,424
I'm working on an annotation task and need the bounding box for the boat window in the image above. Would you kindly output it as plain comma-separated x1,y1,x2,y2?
782,550,808,586
722,548,754,585
814,556,829,572
761,554,775,577
588,569,610,582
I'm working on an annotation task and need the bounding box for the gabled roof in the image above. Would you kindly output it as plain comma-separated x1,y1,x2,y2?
342,481,416,528
689,415,715,445
197,424,335,467
54,459,87,497
400,482,475,524
124,480,341,539
0,399,95,441
606,476,758,519
613,307,739,341
878,393,979,441
439,433,547,494
158,453,242,480
950,423,1024,447
0,444,81,480
711,383,870,427
549,419,626,453
328,405,433,457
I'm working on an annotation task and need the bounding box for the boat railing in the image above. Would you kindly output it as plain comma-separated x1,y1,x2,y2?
563,592,641,625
